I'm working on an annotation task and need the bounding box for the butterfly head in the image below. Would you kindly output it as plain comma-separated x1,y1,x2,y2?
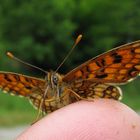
46,71,63,89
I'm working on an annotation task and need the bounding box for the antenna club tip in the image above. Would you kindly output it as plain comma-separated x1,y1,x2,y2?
77,34,82,40
75,34,82,44
7,52,14,58
78,34,83,38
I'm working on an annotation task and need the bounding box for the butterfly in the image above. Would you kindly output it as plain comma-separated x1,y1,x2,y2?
1,38,140,117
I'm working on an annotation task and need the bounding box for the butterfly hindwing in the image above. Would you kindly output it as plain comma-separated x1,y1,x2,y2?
63,40,140,84
70,80,122,100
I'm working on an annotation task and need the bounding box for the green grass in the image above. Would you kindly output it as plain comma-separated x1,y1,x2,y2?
0,109,36,127
0,94,36,127
0,79,140,127
121,78,140,110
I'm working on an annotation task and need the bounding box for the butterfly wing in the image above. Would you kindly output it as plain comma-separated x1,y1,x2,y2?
70,80,122,100
63,40,140,84
0,72,45,97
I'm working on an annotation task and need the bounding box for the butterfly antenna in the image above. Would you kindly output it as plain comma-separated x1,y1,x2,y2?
55,34,82,72
7,52,47,74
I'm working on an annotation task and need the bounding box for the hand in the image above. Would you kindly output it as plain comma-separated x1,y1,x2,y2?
17,99,140,140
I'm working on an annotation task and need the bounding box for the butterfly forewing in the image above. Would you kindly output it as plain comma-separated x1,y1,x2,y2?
63,40,140,84
0,72,45,96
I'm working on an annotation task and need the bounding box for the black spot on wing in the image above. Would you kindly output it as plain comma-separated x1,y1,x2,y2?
95,73,108,79
25,77,31,82
4,74,12,82
14,75,20,81
100,59,106,66
25,85,32,90
95,59,106,67
131,48,135,54
95,61,101,67
111,53,122,63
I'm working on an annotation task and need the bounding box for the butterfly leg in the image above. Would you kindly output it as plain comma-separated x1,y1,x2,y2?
31,99,44,125
30,99,43,124
32,86,49,124
67,88,94,102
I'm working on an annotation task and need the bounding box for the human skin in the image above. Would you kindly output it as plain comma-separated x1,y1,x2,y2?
17,99,140,140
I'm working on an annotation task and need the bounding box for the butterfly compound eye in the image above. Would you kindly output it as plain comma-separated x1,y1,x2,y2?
53,75,58,85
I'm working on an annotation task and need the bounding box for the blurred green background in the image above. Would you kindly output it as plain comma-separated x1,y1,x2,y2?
0,0,140,126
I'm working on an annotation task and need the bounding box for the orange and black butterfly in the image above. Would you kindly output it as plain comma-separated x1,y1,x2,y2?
0,37,140,116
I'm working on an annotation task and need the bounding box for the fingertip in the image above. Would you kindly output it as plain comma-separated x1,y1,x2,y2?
17,99,140,140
